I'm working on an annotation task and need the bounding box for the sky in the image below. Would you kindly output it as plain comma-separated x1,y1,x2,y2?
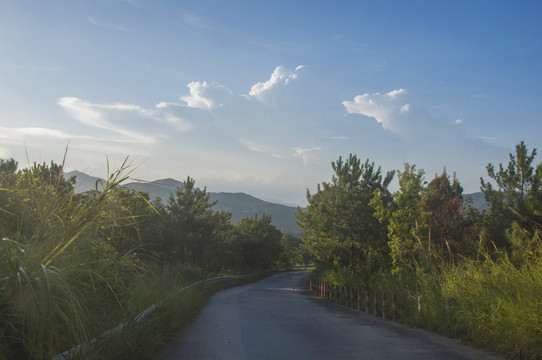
1,1,541,206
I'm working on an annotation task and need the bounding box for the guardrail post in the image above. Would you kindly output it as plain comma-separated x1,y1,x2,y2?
393,294,397,321
366,290,369,313
382,293,387,320
373,292,378,316
357,289,361,311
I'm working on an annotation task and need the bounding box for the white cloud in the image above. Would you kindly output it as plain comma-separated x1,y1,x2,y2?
164,115,195,132
88,17,128,31
386,88,407,99
292,146,321,165
181,11,211,29
239,139,281,158
58,97,157,143
455,119,464,125
180,81,233,109
247,65,304,101
0,127,73,142
342,89,411,133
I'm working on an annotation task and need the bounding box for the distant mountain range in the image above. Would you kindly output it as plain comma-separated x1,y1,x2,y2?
65,171,303,237
65,170,490,238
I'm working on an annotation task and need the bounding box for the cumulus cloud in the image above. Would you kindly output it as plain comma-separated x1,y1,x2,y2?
342,89,410,133
247,65,304,101
455,119,464,125
180,81,233,109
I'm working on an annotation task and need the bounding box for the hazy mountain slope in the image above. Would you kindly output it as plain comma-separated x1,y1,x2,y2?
463,192,490,211
65,171,302,236
64,170,105,193
209,192,302,236
122,178,183,201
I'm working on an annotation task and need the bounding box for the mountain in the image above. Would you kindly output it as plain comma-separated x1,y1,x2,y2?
65,170,105,193
121,178,183,201
208,192,301,236
463,192,490,211
65,171,303,237
123,179,303,237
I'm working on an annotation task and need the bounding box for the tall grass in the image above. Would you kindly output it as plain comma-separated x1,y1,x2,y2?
313,253,542,359
0,157,278,359
438,256,542,358
0,159,145,359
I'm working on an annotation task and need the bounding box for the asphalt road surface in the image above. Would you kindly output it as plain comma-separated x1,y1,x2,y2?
158,271,502,360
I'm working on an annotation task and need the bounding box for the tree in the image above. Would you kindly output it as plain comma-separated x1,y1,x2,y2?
162,176,220,263
482,141,537,211
371,163,430,275
233,214,283,270
480,141,541,251
0,158,18,188
297,154,394,275
423,169,469,260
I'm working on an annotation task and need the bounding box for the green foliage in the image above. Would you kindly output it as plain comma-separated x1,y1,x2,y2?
372,163,430,276
232,214,283,270
310,143,542,359
481,141,541,252
298,154,394,278
423,169,472,260
0,159,142,359
161,176,221,263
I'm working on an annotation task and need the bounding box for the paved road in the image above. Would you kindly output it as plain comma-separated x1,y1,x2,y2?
158,271,502,360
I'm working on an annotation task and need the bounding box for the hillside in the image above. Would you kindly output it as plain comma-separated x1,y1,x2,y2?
65,171,303,237
463,191,489,211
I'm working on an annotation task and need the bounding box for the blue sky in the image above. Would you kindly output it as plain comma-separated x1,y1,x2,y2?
1,1,541,205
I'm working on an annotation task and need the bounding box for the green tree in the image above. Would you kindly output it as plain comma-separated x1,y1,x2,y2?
0,158,18,234
0,158,18,188
480,141,541,252
298,154,394,276
232,214,283,270
423,169,468,260
162,176,220,263
371,163,429,275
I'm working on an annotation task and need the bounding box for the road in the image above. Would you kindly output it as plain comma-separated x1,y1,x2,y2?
158,271,502,360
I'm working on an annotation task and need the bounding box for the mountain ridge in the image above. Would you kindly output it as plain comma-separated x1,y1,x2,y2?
65,171,303,237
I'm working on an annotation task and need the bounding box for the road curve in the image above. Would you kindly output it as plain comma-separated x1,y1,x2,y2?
157,271,502,360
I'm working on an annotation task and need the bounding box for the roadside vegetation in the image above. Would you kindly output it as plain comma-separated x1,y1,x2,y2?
0,156,306,359
299,141,542,359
